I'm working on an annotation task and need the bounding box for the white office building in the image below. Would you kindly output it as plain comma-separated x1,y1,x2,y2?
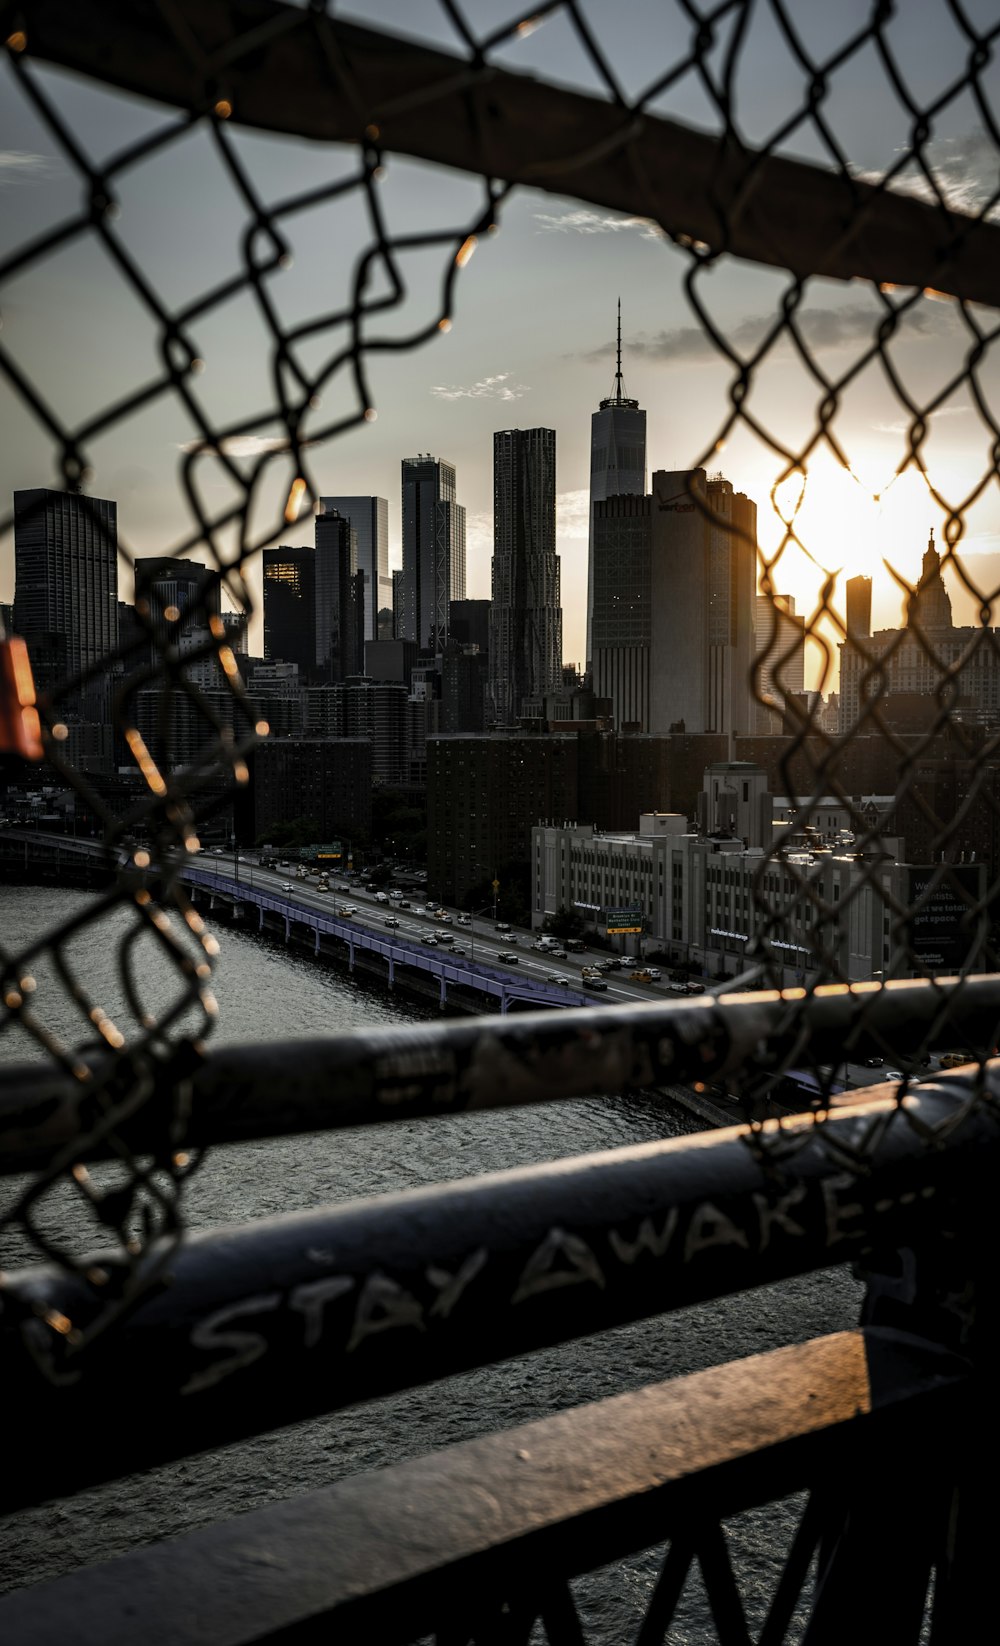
532,767,985,984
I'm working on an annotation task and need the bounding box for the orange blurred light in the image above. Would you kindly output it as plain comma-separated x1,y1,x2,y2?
0,637,44,759
284,477,307,521
124,727,168,795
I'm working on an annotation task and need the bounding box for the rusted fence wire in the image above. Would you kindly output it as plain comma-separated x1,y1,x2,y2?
0,0,999,1374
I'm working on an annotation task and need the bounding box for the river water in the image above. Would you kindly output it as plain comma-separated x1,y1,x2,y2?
0,886,861,1639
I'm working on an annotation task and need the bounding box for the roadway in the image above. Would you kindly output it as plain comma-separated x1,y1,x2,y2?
210,853,666,1007
210,856,961,1083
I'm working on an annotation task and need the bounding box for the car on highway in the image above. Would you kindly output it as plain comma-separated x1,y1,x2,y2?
451,945,466,956
497,951,519,964
422,935,439,947
397,899,411,909
435,912,453,925
546,973,569,985
456,914,471,926
644,966,662,981
281,882,293,891
598,958,622,971
341,904,358,915
864,1056,884,1068
496,922,512,933
547,946,567,958
426,901,440,912
582,977,609,991
383,917,400,928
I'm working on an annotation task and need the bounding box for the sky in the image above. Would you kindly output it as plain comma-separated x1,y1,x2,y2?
2,0,999,683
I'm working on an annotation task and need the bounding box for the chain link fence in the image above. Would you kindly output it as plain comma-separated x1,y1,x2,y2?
1,0,999,1346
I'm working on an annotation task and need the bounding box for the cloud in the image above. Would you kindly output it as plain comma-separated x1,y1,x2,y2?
856,130,1000,217
872,405,971,436
534,209,663,242
462,494,591,556
431,373,528,402
557,489,590,539
465,510,493,555
0,150,49,186
591,301,939,367
179,433,303,458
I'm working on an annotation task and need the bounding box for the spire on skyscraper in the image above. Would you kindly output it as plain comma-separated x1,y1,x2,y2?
601,298,639,410
908,525,953,631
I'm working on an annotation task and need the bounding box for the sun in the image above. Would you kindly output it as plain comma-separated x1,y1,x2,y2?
760,448,937,618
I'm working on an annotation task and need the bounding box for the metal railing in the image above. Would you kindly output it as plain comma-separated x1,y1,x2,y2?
0,1032,996,1639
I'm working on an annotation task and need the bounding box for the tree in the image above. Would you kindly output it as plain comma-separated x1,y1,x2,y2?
256,816,320,849
371,786,427,865
461,858,532,925
543,905,586,940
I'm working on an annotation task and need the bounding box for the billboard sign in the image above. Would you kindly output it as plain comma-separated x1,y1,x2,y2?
906,865,983,970
606,908,644,935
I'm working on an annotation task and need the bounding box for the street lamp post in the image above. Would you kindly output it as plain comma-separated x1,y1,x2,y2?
469,904,493,965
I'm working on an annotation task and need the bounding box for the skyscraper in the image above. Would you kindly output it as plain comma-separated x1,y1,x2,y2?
586,303,646,667
320,496,389,643
754,594,806,730
401,456,466,652
315,502,363,683
134,556,222,653
489,427,563,725
592,492,652,729
909,530,953,631
263,545,316,675
13,487,118,701
846,574,872,639
648,468,758,737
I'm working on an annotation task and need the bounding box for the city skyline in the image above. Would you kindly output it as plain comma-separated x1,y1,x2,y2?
3,3,999,678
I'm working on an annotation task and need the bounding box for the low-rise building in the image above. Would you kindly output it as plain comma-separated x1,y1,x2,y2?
533,768,987,983
532,812,688,940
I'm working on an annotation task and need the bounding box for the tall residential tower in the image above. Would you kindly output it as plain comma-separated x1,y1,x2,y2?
489,427,562,724
400,456,466,653
13,487,119,706
321,495,389,643
648,469,758,737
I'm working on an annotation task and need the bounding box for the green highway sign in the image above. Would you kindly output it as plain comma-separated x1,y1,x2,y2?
606,908,643,934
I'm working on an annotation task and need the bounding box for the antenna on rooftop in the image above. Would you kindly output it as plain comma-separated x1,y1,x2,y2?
612,296,627,403
600,298,638,411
